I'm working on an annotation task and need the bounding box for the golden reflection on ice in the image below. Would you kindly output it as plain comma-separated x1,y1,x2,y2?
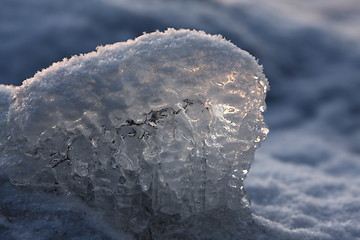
183,67,200,72
216,73,237,87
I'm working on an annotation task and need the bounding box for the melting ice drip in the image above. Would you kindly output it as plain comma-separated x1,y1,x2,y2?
1,29,269,236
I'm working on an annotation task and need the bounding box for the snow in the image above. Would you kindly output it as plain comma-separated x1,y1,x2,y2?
1,0,360,239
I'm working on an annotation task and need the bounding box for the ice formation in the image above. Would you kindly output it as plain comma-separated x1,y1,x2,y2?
1,29,268,237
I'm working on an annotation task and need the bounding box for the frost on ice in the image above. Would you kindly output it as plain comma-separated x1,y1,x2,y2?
1,29,268,237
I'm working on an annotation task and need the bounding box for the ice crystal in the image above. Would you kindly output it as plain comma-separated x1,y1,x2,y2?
2,29,268,236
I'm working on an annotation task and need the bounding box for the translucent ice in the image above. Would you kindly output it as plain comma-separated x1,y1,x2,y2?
1,29,268,237
0,85,14,152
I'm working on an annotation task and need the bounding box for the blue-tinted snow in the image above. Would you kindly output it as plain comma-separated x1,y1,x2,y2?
0,0,359,239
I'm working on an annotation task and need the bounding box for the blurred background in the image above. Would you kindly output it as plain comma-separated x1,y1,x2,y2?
1,0,359,239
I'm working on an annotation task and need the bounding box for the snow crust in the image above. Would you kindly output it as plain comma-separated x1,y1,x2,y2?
1,29,268,238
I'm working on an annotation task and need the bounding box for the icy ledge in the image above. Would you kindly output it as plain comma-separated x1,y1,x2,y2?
1,29,268,238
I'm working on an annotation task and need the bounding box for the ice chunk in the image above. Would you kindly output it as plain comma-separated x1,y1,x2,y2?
0,85,15,152
0,84,14,123
2,29,268,236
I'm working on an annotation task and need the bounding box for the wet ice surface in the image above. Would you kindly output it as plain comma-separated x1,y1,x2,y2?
1,30,268,239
